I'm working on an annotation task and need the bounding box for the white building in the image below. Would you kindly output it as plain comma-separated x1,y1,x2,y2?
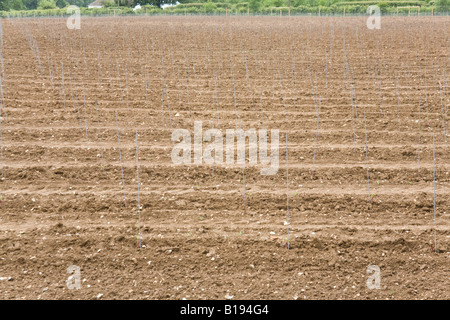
88,0,104,9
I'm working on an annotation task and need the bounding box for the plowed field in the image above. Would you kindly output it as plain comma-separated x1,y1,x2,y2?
0,16,448,299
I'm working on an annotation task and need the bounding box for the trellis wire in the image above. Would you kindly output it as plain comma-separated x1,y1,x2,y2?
432,135,437,253
115,111,127,208
364,111,371,204
136,131,141,249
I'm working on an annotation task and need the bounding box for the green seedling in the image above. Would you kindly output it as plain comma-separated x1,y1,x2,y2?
285,238,290,249
136,235,143,248
370,193,376,204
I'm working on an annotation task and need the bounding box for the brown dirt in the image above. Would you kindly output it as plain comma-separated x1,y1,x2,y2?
0,16,449,300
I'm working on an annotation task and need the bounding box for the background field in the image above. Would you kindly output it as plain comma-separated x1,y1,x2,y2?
0,16,449,299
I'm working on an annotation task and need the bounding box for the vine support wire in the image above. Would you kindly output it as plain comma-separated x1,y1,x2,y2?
418,94,422,176
243,51,255,112
0,84,3,179
184,63,191,115
377,62,383,117
342,22,359,146
46,49,54,90
71,75,84,137
424,65,429,124
312,96,322,177
348,63,357,152
0,51,7,123
211,72,219,176
161,54,173,132
0,45,3,194
124,64,130,110
291,55,297,109
237,109,246,211
164,85,173,133
259,87,264,130
115,111,127,208
0,64,6,124
441,69,448,117
61,62,66,113
394,71,401,132
364,111,371,204
95,97,104,170
231,55,239,130
136,131,141,249
432,135,437,253
277,68,291,248
81,84,90,149
160,71,165,129
175,64,183,109
286,131,290,249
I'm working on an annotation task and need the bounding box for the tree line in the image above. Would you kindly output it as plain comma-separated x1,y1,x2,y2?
0,0,448,12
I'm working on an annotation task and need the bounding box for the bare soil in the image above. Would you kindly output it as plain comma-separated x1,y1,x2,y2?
0,16,449,300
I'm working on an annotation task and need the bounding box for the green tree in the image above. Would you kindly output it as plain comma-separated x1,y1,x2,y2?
204,1,216,11
0,0,11,10
376,2,388,14
11,0,25,9
23,0,39,9
55,0,68,7
66,0,90,6
38,0,57,9
436,0,450,12
292,0,305,6
249,0,260,11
